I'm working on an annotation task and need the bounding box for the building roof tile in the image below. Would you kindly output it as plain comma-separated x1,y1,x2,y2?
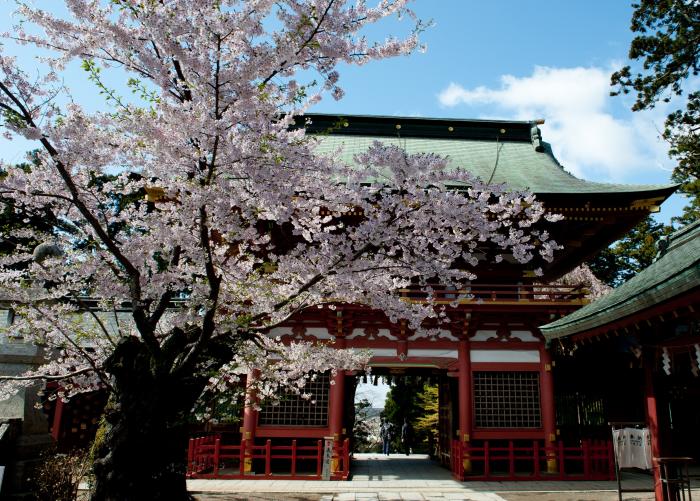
306,114,676,196
539,220,700,340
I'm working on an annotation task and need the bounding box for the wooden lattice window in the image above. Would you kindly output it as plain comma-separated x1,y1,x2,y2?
473,371,541,428
258,373,330,426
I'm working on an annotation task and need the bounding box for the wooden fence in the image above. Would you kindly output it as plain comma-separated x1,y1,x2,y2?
187,436,350,480
451,439,614,481
188,435,612,482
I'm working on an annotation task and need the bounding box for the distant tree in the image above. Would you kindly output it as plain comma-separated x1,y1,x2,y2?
352,398,376,453
545,264,612,299
611,0,700,224
383,377,436,454
413,384,438,456
587,216,672,286
585,249,620,288
383,378,418,433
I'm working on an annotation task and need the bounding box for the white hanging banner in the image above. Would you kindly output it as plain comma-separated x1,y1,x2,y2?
613,427,652,470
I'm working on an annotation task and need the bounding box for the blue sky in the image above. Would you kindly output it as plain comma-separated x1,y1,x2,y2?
0,0,689,226
311,0,689,224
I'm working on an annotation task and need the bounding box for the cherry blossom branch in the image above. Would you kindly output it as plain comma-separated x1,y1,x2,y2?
204,36,222,185
171,206,222,373
0,367,94,382
26,304,114,392
67,295,117,349
260,0,337,87
247,298,329,333
0,80,161,356
247,241,376,327
244,202,424,328
7,33,159,84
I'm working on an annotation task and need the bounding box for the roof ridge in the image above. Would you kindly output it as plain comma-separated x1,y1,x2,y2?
670,219,700,241
658,219,700,256
304,112,538,127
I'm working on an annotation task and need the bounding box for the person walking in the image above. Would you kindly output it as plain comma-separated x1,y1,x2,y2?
380,418,392,456
401,418,412,456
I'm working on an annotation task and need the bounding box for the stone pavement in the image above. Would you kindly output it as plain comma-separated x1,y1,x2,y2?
189,453,696,500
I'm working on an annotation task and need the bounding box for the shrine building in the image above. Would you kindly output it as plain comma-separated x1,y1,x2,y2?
541,220,699,497
187,114,677,481
8,113,679,482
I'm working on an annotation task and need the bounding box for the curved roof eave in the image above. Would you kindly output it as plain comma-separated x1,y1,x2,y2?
540,221,700,340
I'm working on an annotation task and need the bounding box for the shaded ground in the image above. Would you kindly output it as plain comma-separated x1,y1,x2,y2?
194,493,656,501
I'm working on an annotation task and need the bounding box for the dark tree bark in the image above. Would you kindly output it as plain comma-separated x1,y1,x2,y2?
90,337,205,501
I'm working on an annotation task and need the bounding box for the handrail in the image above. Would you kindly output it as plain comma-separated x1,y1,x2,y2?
399,283,589,304
451,439,614,481
187,436,350,480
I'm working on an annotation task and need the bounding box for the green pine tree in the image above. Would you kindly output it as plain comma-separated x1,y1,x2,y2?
611,0,700,224
587,216,673,286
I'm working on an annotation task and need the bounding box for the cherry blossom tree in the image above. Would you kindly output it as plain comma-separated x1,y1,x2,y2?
0,1,561,499
553,264,612,300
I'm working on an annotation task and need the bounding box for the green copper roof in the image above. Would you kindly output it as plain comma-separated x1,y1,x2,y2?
313,134,674,194
540,221,700,340
305,114,676,196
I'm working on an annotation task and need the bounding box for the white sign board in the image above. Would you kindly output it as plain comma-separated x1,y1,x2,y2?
613,427,653,470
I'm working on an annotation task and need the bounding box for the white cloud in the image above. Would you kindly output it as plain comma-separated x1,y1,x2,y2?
437,66,673,182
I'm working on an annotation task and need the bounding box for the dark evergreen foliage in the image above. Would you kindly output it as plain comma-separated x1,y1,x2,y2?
590,1,700,286
383,377,437,454
611,0,700,224
587,216,672,287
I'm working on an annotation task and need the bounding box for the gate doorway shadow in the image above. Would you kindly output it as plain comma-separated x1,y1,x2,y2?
350,453,453,481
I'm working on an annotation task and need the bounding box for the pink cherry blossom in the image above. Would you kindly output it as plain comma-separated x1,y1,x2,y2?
0,2,563,498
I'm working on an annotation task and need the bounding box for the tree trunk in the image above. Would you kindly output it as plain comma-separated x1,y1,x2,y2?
90,337,204,501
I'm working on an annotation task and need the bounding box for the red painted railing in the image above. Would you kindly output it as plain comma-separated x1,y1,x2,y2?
187,436,350,480
399,284,588,304
451,439,614,481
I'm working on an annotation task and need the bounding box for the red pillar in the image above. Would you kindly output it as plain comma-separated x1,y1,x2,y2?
241,370,259,473
540,346,558,473
644,350,663,501
458,339,472,472
328,369,346,473
327,318,348,473
51,398,64,442
329,370,346,439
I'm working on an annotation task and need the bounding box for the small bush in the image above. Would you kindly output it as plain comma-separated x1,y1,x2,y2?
29,449,90,501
